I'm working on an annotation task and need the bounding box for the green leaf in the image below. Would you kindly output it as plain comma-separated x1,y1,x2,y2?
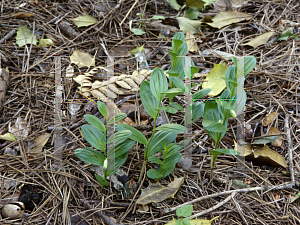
130,45,144,55
244,56,256,76
38,39,53,47
193,88,211,99
140,81,160,120
172,39,184,53
209,148,237,168
147,131,177,158
202,120,228,132
181,218,191,225
150,68,168,102
168,0,181,10
81,125,105,151
173,32,186,43
165,144,182,158
236,89,247,115
176,205,193,217
75,147,105,166
95,174,110,187
169,51,182,68
277,30,293,41
163,152,182,169
147,168,163,179
107,113,127,125
231,56,238,65
191,66,199,78
151,15,165,20
161,88,183,94
107,130,132,143
15,25,38,47
184,8,202,20
156,124,186,133
170,76,185,90
225,65,237,98
97,101,107,118
70,14,96,28
84,114,106,133
148,156,163,164
170,102,184,111
131,28,145,35
216,99,236,111
167,70,180,77
192,101,204,120
155,106,178,114
115,124,148,145
253,135,281,145
113,139,136,158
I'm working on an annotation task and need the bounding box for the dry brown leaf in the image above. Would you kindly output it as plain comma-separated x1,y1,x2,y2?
207,11,252,29
212,0,249,11
70,50,95,68
242,32,275,48
245,145,288,168
263,112,278,126
136,177,184,206
28,133,51,154
186,31,198,52
8,117,31,140
268,127,282,147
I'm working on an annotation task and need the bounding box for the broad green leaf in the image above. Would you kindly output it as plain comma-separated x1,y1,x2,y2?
176,205,193,217
38,39,53,47
70,14,96,28
170,102,184,111
140,81,160,120
75,147,105,166
112,139,136,158
165,144,181,158
191,66,199,77
81,125,105,151
148,156,163,165
184,8,202,20
202,63,227,96
163,152,182,169
97,101,107,118
169,51,182,68
216,99,236,111
242,32,275,48
171,76,185,90
161,88,183,94
173,32,185,43
151,15,165,20
115,124,148,145
231,56,238,65
107,130,132,143
130,45,144,55
193,88,211,99
147,131,177,158
210,148,237,168
147,168,163,179
225,65,237,98
167,70,180,77
168,0,181,10
150,68,168,102
177,17,202,34
207,11,252,29
84,114,106,133
95,174,110,186
253,135,281,145
107,113,127,125
192,101,204,120
244,56,256,76
131,28,145,35
156,124,186,133
167,217,219,225
15,25,38,47
202,120,228,132
172,39,184,53
155,106,178,114
236,88,247,115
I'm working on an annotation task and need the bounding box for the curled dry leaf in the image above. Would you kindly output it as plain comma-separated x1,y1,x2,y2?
207,11,252,29
28,133,51,154
268,127,282,147
8,117,31,140
70,50,95,68
262,112,278,126
242,32,275,48
136,177,184,206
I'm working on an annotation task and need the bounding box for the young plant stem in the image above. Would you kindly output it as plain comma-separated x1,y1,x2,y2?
138,117,157,183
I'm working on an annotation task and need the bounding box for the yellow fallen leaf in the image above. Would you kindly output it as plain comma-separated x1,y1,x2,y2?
166,216,219,225
202,62,227,96
0,133,16,141
242,32,275,48
262,112,278,126
70,50,95,68
15,25,38,47
207,11,252,29
70,14,96,28
136,177,184,206
186,31,198,52
177,17,202,34
38,39,53,47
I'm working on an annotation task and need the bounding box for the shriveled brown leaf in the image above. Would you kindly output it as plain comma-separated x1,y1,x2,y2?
242,32,275,48
207,11,252,29
28,133,51,153
268,127,282,147
263,112,278,126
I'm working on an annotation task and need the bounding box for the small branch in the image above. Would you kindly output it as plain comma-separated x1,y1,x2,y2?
0,28,17,45
285,114,295,184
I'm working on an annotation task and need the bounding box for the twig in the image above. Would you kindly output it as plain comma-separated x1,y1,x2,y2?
0,28,17,44
162,182,295,214
285,114,295,184
119,0,139,26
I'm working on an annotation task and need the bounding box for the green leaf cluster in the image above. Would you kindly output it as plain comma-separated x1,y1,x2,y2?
175,205,193,225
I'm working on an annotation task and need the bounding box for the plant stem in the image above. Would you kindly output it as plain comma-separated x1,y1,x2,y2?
138,160,147,183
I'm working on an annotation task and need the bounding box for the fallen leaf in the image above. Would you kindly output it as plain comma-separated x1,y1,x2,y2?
38,39,53,47
184,8,202,20
0,133,16,141
66,64,74,78
202,62,227,96
15,25,38,47
131,28,145,35
212,0,249,11
268,127,282,147
166,216,219,225
12,12,34,18
290,192,300,203
242,32,275,48
130,45,145,55
245,145,288,168
177,17,202,34
186,0,205,8
186,31,198,52
70,14,96,28
168,0,181,10
262,112,278,126
70,50,95,68
28,133,51,154
8,117,31,140
207,11,252,29
136,177,184,206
